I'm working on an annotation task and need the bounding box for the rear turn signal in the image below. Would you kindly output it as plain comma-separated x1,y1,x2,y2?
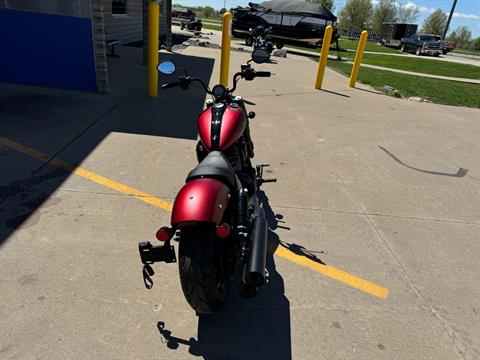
216,223,231,238
156,227,172,242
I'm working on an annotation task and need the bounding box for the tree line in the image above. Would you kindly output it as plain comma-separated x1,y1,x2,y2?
338,0,478,50
172,4,226,19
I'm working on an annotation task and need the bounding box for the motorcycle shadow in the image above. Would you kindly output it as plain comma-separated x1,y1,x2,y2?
157,191,292,359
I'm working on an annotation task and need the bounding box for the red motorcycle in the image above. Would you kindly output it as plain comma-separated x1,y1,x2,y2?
138,49,277,314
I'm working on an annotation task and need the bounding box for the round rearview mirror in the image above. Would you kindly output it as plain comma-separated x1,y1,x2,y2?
157,61,176,75
252,48,270,64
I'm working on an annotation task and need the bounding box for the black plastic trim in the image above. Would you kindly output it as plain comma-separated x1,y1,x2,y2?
210,103,227,150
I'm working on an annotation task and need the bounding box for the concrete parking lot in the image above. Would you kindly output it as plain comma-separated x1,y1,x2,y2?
1,43,479,359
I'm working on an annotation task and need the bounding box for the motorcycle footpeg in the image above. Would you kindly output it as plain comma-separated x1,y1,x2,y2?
257,178,277,186
256,164,270,172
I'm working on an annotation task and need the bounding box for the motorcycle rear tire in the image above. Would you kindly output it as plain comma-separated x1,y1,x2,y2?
178,224,229,314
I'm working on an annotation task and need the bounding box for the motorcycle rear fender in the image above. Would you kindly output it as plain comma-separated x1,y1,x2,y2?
171,178,230,226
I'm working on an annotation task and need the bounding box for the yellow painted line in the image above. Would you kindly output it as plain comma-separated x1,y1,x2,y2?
0,136,388,299
0,137,172,212
275,246,389,299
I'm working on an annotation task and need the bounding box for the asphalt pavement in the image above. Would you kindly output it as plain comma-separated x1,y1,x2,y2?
0,43,479,360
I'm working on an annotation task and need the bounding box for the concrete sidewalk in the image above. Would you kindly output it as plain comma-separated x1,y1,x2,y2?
349,61,480,84
345,48,480,67
280,46,480,84
1,45,479,360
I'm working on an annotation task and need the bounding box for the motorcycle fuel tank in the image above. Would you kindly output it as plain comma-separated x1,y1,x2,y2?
197,102,247,151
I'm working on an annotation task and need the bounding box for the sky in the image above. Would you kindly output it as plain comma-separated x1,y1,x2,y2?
175,0,480,37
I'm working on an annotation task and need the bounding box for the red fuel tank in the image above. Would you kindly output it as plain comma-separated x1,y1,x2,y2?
197,103,247,151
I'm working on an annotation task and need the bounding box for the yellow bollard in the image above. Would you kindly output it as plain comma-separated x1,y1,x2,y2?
314,25,333,90
147,0,160,97
220,12,232,87
349,30,368,88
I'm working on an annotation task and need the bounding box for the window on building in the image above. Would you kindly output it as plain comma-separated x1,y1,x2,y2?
112,0,127,15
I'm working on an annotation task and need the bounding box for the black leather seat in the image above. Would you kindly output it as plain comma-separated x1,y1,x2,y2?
187,151,236,188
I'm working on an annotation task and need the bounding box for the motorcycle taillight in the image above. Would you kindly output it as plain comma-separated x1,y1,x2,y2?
156,227,172,242
216,223,231,238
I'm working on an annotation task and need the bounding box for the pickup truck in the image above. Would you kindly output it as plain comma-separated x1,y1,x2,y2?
400,34,442,56
440,40,456,54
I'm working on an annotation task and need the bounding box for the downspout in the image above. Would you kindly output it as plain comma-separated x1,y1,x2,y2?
166,0,172,51
90,0,109,94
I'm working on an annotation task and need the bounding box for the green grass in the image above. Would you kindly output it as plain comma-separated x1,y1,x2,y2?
327,60,480,108
202,23,222,31
199,17,221,24
339,52,480,79
282,38,398,54
283,38,399,54
451,49,480,56
287,42,479,80
338,38,398,53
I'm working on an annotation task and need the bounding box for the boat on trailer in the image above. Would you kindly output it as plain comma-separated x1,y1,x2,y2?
232,0,339,48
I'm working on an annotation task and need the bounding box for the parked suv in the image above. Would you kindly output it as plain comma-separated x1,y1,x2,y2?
400,34,442,56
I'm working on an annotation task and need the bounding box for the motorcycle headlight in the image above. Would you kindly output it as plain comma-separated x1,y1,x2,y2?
212,84,227,98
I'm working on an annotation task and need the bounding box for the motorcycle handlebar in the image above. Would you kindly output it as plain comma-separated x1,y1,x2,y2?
162,79,184,89
162,69,269,95
255,71,271,77
162,77,211,94
191,78,211,94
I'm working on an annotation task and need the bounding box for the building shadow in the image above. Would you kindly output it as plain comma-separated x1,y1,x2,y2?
0,46,214,247
156,190,292,359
